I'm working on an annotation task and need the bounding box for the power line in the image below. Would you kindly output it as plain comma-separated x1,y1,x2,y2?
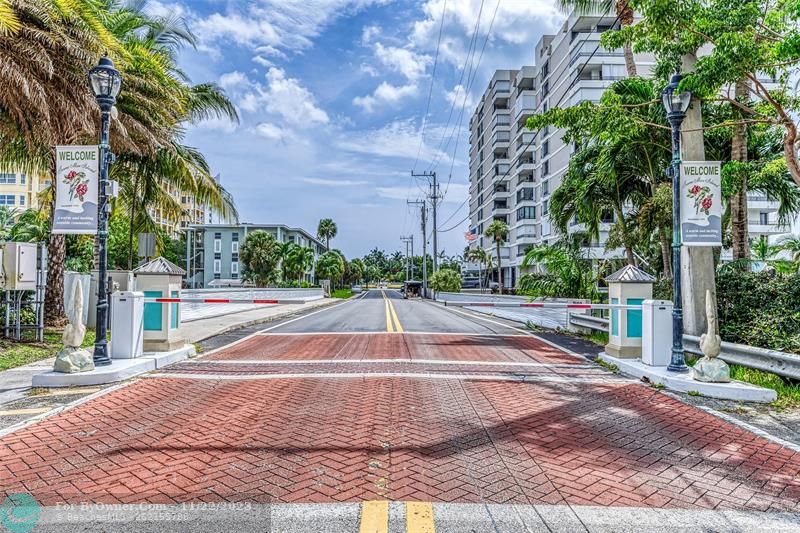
425,0,486,171
412,0,448,173
450,8,627,237
441,0,501,200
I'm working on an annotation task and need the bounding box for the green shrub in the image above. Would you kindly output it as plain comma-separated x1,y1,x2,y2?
430,269,462,292
716,271,800,353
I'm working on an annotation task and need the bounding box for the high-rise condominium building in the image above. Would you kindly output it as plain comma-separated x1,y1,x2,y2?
467,11,788,287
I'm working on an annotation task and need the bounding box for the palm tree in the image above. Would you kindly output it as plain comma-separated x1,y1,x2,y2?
484,220,509,290
557,0,637,76
9,208,47,242
291,246,315,283
0,205,17,240
520,236,598,299
778,234,800,264
467,247,491,292
317,218,337,251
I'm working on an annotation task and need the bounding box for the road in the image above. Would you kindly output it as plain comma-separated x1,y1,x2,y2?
1,289,799,532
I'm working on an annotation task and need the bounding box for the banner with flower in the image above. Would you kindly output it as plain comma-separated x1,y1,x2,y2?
53,146,99,234
680,161,722,247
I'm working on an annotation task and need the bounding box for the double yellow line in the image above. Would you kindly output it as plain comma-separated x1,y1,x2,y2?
360,501,434,533
381,290,404,333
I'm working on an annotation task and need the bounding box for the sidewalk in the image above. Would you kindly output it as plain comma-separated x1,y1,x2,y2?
0,297,340,407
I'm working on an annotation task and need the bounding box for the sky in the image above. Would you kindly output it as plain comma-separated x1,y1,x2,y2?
152,0,565,258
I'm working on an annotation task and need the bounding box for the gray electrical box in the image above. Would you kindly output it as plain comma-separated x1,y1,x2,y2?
2,242,37,291
110,291,144,359
642,299,673,366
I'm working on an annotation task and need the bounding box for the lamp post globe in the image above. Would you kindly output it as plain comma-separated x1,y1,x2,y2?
88,55,122,367
661,74,691,373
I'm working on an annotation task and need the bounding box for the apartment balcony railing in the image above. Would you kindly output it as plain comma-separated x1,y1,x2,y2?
492,131,511,148
492,114,511,130
492,81,511,99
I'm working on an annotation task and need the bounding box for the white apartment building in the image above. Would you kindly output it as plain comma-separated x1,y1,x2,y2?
467,11,788,286
0,171,49,212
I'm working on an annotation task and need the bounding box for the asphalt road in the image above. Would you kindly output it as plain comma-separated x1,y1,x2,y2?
2,289,800,533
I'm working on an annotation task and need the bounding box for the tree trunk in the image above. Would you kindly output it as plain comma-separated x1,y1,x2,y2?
496,240,503,290
45,233,67,326
731,79,750,260
659,228,671,278
617,1,637,77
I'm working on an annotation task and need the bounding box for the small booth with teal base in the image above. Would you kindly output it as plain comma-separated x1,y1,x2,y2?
604,265,655,358
133,257,186,352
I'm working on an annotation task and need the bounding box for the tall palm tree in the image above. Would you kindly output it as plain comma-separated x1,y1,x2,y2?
317,218,337,251
9,208,48,242
484,220,509,289
557,0,637,76
290,246,315,283
467,247,491,292
277,241,298,282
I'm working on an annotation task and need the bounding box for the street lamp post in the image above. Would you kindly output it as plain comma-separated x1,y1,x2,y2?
88,55,122,366
661,74,692,373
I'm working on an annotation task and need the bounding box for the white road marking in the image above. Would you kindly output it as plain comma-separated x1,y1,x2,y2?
181,359,595,368
144,372,623,383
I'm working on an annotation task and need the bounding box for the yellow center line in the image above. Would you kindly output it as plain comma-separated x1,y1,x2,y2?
383,291,394,333
359,500,389,533
388,298,404,333
406,502,435,533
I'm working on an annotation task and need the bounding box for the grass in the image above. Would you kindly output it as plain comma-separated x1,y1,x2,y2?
0,329,96,372
331,289,353,299
686,356,800,410
595,358,619,373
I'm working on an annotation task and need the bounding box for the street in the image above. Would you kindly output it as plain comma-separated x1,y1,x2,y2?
1,290,800,532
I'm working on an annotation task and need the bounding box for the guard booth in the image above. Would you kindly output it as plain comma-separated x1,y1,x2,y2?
133,257,185,352
604,265,655,358
403,280,422,299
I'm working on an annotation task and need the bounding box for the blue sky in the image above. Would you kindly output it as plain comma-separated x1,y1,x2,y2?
151,0,563,258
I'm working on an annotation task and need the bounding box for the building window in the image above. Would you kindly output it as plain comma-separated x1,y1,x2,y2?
232,253,239,261
759,212,769,225
19,195,24,206
214,273,221,280
517,188,534,202
231,262,239,275
214,253,221,260
543,200,549,216
542,80,549,97
232,241,239,253
214,239,221,253
20,174,25,185
516,206,536,220
213,260,221,274
0,173,16,184
232,232,239,242
542,160,550,177
214,232,222,239
0,195,14,205
542,179,549,196
541,140,549,158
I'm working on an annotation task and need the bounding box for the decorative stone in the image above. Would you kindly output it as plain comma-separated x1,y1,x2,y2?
54,278,94,373
693,289,730,383
53,347,94,373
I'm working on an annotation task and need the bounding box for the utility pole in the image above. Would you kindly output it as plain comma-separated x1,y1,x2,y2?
407,199,427,296
411,171,439,273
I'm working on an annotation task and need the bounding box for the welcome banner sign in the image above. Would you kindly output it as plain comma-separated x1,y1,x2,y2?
53,146,99,234
680,161,722,247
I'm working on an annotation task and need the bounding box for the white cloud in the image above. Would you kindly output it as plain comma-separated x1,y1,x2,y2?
353,82,417,112
336,118,447,162
444,84,475,110
253,122,288,141
374,43,430,82
301,178,369,186
362,24,381,45
219,68,329,126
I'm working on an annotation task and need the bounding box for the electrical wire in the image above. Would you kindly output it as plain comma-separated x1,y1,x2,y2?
452,7,628,235
412,0,448,173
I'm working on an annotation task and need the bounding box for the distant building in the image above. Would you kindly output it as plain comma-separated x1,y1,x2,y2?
0,170,49,211
467,10,790,286
186,223,326,288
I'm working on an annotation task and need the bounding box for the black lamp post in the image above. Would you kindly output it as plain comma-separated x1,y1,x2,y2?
661,74,692,373
88,55,122,366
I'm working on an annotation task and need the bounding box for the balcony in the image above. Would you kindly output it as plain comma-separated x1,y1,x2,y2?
492,114,511,131
492,81,511,102
747,193,779,212
749,223,787,236
517,132,535,153
493,163,510,177
492,130,510,151
513,92,537,124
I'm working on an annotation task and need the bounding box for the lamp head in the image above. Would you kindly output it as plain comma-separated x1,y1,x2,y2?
661,74,691,116
88,55,122,112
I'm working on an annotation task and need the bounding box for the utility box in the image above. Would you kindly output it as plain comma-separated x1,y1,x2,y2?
110,291,144,359
2,242,37,291
642,300,673,366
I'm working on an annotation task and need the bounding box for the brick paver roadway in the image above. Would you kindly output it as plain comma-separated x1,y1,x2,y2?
1,289,799,530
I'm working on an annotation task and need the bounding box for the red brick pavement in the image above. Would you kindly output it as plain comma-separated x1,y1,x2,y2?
210,333,580,365
1,333,799,511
